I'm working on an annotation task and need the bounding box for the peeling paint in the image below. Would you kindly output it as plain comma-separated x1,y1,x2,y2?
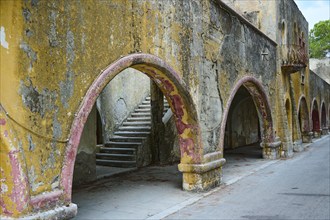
52,111,62,139
0,26,9,49
48,10,58,47
28,166,43,192
19,79,57,117
20,42,37,72
27,135,35,151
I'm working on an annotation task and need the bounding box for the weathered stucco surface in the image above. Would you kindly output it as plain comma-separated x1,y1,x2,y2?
98,68,150,141
1,0,329,218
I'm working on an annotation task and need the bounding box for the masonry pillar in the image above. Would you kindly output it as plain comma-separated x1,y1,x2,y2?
150,80,165,164
288,74,303,151
276,77,293,157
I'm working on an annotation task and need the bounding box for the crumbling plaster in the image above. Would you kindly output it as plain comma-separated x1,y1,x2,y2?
1,0,329,218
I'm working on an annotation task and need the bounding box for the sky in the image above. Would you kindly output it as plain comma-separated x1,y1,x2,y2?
294,0,330,30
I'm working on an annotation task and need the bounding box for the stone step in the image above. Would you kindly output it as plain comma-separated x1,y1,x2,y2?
135,108,151,112
96,159,136,168
118,126,151,132
122,121,151,126
126,117,151,122
96,153,135,161
142,100,151,105
138,104,151,108
104,141,141,148
109,136,146,142
131,112,151,117
114,131,150,137
99,147,136,154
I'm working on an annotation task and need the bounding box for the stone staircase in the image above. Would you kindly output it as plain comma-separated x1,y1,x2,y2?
96,96,170,167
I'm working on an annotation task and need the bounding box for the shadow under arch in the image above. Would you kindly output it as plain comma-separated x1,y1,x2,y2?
60,53,202,202
321,101,327,129
297,95,310,133
219,76,278,159
311,98,320,133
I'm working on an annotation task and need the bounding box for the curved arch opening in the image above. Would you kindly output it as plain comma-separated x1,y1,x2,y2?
61,54,202,202
321,102,327,132
311,99,320,137
220,76,275,161
298,96,310,134
224,85,262,159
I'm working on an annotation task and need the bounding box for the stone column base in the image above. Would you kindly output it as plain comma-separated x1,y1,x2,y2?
1,203,77,220
313,130,322,138
293,139,303,152
261,140,282,159
178,155,226,192
321,128,329,135
302,132,313,143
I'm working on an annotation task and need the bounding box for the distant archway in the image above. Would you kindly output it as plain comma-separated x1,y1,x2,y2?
61,54,202,202
321,102,327,129
220,76,275,154
297,96,310,133
311,99,320,132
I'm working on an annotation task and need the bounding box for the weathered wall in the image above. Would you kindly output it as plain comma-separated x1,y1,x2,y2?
225,95,259,149
196,0,277,154
160,112,180,164
309,70,330,129
1,0,328,218
72,105,96,186
221,0,277,41
98,68,150,141
310,58,330,84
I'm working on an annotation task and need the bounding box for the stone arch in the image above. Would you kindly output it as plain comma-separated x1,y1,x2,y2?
60,53,202,202
311,98,320,132
321,101,327,129
219,76,276,156
297,96,310,133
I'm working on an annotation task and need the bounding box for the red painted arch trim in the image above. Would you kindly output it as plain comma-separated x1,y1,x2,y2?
218,76,274,152
60,53,201,202
310,97,319,120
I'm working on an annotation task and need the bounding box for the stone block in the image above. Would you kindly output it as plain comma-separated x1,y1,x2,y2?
321,128,329,135
261,140,282,159
302,132,313,143
293,139,303,152
178,157,226,192
313,130,322,138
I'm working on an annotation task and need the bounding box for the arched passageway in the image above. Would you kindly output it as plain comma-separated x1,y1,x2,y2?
321,102,328,135
220,76,279,160
298,96,312,142
224,85,262,161
61,54,203,203
311,99,320,137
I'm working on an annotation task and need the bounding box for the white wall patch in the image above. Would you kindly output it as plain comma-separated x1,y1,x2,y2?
1,26,9,49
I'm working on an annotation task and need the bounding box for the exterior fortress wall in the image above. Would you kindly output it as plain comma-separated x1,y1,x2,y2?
1,0,329,218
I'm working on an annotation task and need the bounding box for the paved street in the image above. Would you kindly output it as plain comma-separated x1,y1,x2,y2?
72,135,329,219
167,136,330,219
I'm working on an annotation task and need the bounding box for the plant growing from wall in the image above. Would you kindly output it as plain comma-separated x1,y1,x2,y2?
309,20,330,58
